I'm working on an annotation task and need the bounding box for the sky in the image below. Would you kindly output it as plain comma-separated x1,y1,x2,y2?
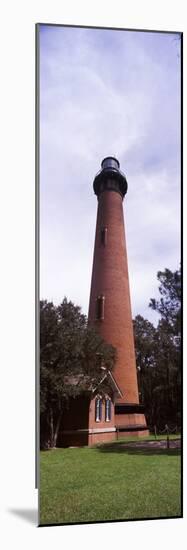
39,25,181,326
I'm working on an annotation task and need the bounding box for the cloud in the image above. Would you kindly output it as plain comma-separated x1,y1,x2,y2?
39,26,181,326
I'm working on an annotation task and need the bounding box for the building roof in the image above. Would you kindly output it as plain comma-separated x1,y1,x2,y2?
64,370,123,397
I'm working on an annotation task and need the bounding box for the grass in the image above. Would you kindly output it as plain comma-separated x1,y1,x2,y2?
40,436,181,525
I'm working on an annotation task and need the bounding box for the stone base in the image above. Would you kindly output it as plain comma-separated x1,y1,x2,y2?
116,429,149,438
115,402,149,437
59,426,149,447
58,403,149,447
88,431,116,446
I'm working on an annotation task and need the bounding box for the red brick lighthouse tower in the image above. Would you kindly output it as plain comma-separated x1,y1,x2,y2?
88,157,148,438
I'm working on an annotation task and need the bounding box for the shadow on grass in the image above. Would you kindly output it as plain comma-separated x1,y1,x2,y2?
96,441,181,456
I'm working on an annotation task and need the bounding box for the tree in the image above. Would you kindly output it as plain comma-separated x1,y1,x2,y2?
149,266,181,428
149,266,181,340
40,298,116,448
133,315,158,426
133,266,181,431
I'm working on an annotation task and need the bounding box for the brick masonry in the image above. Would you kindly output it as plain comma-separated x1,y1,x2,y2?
88,190,139,403
88,166,149,440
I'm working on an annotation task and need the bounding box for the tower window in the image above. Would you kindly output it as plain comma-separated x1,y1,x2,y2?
105,398,112,422
100,227,107,246
96,295,105,320
95,397,102,422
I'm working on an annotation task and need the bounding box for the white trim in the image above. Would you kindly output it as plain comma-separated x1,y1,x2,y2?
108,370,123,397
62,427,116,434
92,375,106,393
89,427,116,434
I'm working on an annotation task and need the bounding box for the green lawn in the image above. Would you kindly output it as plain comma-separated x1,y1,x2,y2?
40,437,181,525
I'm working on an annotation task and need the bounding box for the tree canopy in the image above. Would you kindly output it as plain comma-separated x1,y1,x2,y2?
134,266,181,431
40,298,116,448
40,266,181,446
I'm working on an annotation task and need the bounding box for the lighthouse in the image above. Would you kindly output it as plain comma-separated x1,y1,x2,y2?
88,157,148,439
60,157,148,447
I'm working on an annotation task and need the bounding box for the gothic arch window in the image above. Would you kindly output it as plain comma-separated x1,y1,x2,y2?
105,398,112,422
95,396,102,422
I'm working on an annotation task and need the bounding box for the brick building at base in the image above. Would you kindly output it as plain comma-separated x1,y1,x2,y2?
57,372,148,448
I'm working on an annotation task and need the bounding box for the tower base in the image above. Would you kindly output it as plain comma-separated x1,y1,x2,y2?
115,402,149,438
58,398,149,447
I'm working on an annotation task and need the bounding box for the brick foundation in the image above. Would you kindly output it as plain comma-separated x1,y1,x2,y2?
88,431,116,446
